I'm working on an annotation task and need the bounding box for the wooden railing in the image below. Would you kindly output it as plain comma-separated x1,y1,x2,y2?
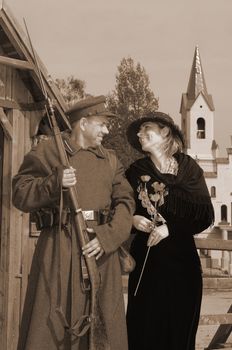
195,238,232,252
195,237,232,350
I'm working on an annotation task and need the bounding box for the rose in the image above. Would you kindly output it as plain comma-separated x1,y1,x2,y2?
140,175,151,183
151,181,166,192
149,193,160,202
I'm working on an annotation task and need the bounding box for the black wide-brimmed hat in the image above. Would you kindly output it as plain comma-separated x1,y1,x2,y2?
126,111,185,153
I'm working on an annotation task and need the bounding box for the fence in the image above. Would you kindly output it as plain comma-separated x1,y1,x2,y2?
195,237,232,350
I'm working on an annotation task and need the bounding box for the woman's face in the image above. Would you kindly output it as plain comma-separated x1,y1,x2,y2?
137,122,165,152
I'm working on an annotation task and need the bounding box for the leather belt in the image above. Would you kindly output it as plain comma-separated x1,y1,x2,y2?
81,209,110,225
31,208,110,230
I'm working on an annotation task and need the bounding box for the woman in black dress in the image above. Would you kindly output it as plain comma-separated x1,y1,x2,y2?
126,112,214,350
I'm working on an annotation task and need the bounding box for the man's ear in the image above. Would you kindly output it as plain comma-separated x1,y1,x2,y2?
79,117,88,131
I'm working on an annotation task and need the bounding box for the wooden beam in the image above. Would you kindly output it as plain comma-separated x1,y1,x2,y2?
195,238,232,251
0,107,12,138
0,55,33,70
0,98,46,111
203,277,232,290
199,313,232,326
0,98,19,109
206,305,232,349
21,101,45,111
0,16,29,61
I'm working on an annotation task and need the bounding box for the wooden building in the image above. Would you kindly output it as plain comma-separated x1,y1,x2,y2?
0,3,69,349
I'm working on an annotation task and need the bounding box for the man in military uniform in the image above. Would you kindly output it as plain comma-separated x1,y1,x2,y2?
12,95,135,350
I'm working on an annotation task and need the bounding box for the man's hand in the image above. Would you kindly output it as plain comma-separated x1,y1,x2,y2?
62,167,77,188
82,231,104,260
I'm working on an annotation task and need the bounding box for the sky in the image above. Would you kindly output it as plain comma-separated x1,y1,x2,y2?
5,0,232,156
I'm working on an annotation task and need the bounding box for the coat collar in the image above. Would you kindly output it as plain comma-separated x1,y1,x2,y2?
62,132,106,158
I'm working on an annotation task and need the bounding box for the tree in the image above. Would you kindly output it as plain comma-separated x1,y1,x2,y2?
108,57,159,118
104,57,159,168
55,75,86,106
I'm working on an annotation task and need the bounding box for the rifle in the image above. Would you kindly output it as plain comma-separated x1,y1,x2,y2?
23,19,109,349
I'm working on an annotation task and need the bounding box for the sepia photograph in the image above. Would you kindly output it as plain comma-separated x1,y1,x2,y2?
0,0,232,349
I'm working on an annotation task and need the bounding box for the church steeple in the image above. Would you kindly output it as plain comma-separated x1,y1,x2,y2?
186,46,214,110
180,46,215,161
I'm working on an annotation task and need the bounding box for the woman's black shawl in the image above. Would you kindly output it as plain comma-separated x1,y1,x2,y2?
126,152,214,235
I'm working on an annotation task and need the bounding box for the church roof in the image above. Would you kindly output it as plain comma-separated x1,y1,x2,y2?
180,92,214,112
183,46,214,111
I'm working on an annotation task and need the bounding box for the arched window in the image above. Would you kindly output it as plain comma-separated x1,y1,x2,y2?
197,118,205,139
221,205,228,222
211,186,216,197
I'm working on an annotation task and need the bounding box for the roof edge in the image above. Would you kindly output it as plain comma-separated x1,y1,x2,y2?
0,2,70,129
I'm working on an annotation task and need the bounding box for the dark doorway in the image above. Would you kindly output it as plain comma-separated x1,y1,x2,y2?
0,125,4,257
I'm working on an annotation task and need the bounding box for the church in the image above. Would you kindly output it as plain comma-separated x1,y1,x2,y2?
180,46,232,271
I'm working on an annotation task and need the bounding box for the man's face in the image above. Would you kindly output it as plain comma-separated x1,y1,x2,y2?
82,115,110,147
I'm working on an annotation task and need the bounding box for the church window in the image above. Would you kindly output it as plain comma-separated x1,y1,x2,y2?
197,118,205,139
221,205,228,222
211,186,216,197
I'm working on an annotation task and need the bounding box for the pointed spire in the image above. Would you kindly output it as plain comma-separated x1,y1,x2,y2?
0,0,6,10
185,46,214,110
187,46,209,99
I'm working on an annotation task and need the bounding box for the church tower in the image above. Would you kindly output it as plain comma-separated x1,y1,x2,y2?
180,47,218,170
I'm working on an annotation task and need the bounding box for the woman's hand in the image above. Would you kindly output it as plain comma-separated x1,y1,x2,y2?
147,223,169,247
133,215,154,233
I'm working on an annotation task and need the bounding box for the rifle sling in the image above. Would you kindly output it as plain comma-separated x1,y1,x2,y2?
55,187,91,338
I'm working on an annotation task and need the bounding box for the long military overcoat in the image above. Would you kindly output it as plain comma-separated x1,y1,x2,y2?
12,134,135,350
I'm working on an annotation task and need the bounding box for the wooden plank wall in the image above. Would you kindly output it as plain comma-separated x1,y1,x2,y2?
8,109,26,350
0,61,14,350
20,110,35,313
0,120,12,350
0,63,42,350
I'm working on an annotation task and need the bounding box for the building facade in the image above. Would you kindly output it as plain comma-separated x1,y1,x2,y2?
180,46,232,270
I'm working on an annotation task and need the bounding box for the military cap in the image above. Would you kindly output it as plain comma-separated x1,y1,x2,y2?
66,95,116,123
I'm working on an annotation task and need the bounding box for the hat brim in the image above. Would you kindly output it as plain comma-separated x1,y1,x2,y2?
68,110,117,123
100,111,117,118
126,114,184,153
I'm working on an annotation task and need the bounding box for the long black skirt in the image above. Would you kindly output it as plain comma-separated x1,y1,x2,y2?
126,235,202,350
